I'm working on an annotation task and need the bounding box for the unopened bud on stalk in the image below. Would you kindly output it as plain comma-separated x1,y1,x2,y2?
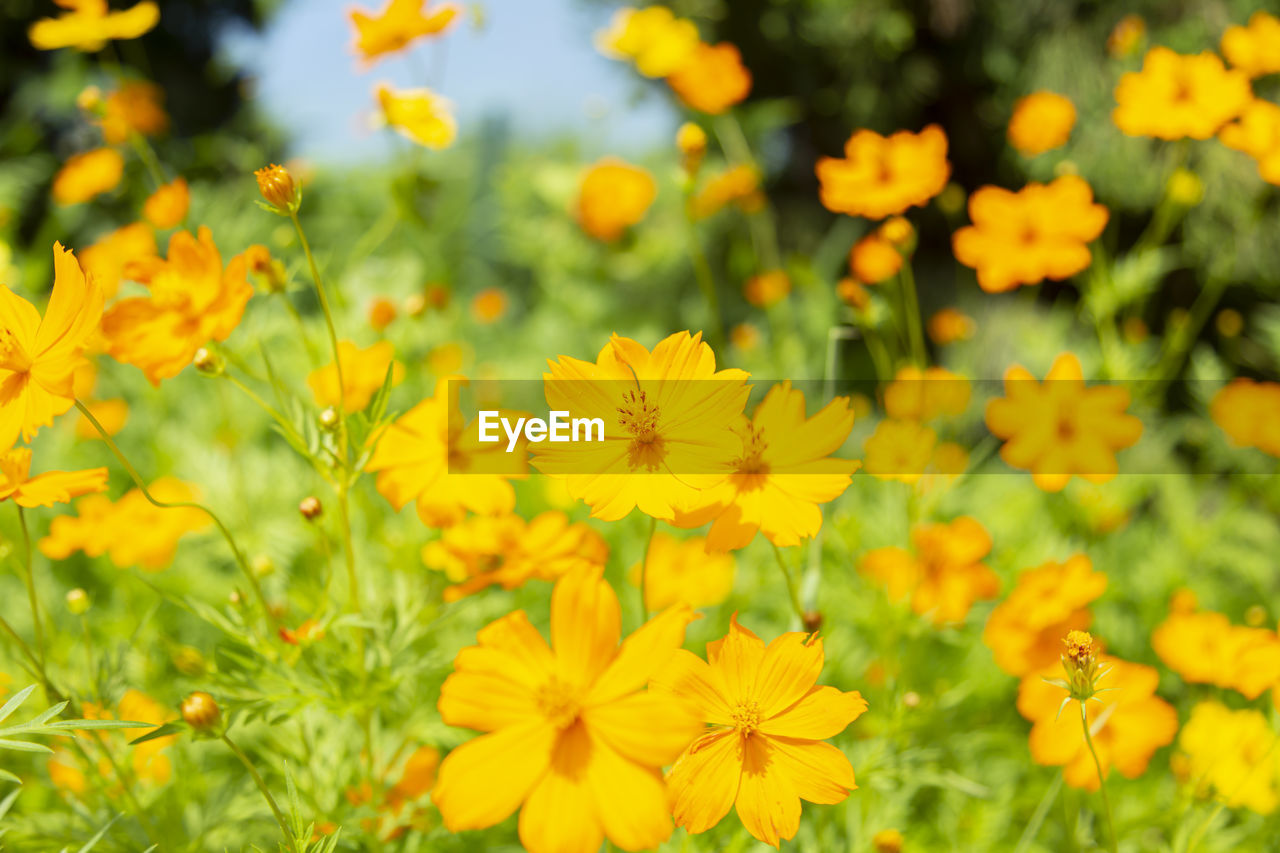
676,122,707,176
254,163,300,215
802,610,823,633
319,406,341,431
192,347,224,376
1059,630,1107,702
66,588,90,615
299,496,323,521
251,554,275,578
181,691,221,732
76,86,103,113
173,645,208,677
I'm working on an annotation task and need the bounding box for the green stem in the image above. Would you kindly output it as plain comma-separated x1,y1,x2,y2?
899,261,927,366
337,486,360,615
0,611,43,678
684,207,724,352
771,542,806,626
288,210,348,443
221,732,297,853
1014,773,1064,853
639,516,657,621
15,507,45,683
128,131,167,189
1080,702,1118,853
74,399,274,625
1151,274,1228,396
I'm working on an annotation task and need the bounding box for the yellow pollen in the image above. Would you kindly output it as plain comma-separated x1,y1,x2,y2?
0,329,32,374
535,678,581,729
1063,630,1094,662
617,389,660,442
731,699,761,735
732,424,769,476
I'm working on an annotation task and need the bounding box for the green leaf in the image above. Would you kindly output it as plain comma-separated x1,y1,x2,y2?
0,769,20,787
0,738,53,754
46,719,151,731
128,722,184,745
75,815,119,853
0,685,36,724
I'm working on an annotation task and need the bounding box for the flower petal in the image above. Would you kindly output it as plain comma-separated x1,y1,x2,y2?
766,736,857,804
433,719,555,832
587,730,675,851
518,723,605,853
668,731,743,834
584,692,702,767
650,648,734,725
588,602,697,705
551,565,621,689
734,734,801,848
760,685,867,740
755,633,825,717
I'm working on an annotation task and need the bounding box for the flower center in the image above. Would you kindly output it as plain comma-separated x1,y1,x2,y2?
618,389,666,471
731,424,770,486
0,329,32,374
730,699,761,735
535,678,582,730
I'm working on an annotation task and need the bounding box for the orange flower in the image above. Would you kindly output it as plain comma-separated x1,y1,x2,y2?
1017,655,1177,790
1210,377,1280,455
349,0,459,64
743,269,790,307
421,510,608,601
690,164,762,219
848,234,901,284
667,42,752,115
863,419,935,484
78,222,156,299
1220,99,1280,186
469,288,507,324
985,353,1141,491
375,84,457,149
1221,12,1280,78
817,126,950,220
306,340,404,414
1113,47,1251,140
952,176,1108,293
1178,702,1280,815
365,377,528,527
630,532,735,611
101,227,252,385
576,158,657,241
883,366,970,422
859,517,998,626
142,177,189,229
1152,604,1280,700
0,447,107,508
367,297,398,331
97,80,168,144
0,242,104,450
52,148,124,205
1007,92,1076,156
982,554,1106,677
432,567,701,853
595,5,700,78
927,308,975,344
653,616,867,847
29,0,159,52
1106,14,1146,58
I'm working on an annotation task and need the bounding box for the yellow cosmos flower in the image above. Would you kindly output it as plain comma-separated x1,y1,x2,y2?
576,158,657,242
101,226,253,386
595,5,700,78
859,516,998,626
1007,91,1077,156
78,688,177,786
742,269,791,308
816,125,950,220
375,84,457,149
532,331,750,522
863,419,936,484
952,175,1109,293
78,222,156,298
653,616,867,848
670,382,859,551
1220,99,1280,187
433,566,701,853
1221,12,1280,78
1152,604,1280,700
0,446,108,508
349,0,459,64
29,0,159,52
690,164,762,219
985,353,1142,491
666,42,753,115
40,478,208,570
306,339,405,414
883,366,970,422
1113,47,1251,140
1211,377,1280,455
0,242,104,451
849,233,902,284
97,80,168,144
927,307,975,344
1178,701,1280,815
365,376,528,527
422,510,608,601
1018,654,1177,791
142,177,189,229
52,147,125,205
982,554,1106,677
630,532,735,611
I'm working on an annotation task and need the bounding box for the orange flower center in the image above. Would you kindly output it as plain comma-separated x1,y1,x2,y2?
730,699,761,735
535,678,581,730
617,389,666,471
0,329,32,374
732,425,770,483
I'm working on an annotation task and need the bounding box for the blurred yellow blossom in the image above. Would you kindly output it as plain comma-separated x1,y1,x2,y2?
142,177,189,229
817,125,950,220
376,84,457,149
0,447,108,508
690,164,762,219
1221,12,1280,78
1106,14,1145,58
1152,604,1280,700
1220,100,1280,186
666,42,752,115
469,287,508,323
349,0,459,64
1178,702,1280,815
1113,47,1251,140
676,121,708,174
52,148,124,205
873,829,905,853
1007,92,1076,156
307,339,404,413
883,366,970,422
29,0,160,52
368,297,398,331
79,222,155,299
863,419,936,483
729,322,761,352
743,269,790,307
595,5,699,78
1211,378,1280,455
96,80,168,143
849,233,901,284
629,532,734,610
576,158,657,241
927,307,975,344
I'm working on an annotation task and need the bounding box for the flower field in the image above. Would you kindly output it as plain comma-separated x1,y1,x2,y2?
2,1,1280,851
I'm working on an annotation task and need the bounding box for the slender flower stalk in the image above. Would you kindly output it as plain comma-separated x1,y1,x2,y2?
771,542,806,625
1080,701,1118,853
221,732,298,853
898,260,927,366
16,507,45,678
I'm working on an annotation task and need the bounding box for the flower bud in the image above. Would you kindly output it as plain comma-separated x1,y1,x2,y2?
192,347,224,376
172,645,208,677
873,829,904,853
299,496,323,521
76,86,103,113
1060,630,1107,702
802,610,823,633
66,588,90,615
251,554,275,578
676,122,707,176
1166,168,1204,207
181,691,221,732
254,163,300,214
319,406,341,430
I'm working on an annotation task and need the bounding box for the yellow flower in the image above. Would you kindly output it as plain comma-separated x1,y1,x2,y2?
952,176,1109,293
849,233,902,284
1178,701,1280,815
729,322,761,352
97,80,168,144
254,163,299,214
422,510,608,601
595,6,700,78
1220,99,1280,187
40,478,209,570
1113,47,1251,140
29,0,159,52
469,287,507,324
1106,14,1145,58
0,447,107,508
927,307,975,344
1221,12,1280,78
743,269,790,307
306,340,404,414
349,0,459,64
676,122,708,174
666,42,753,115
1007,91,1076,156
982,554,1106,677
367,296,398,331
375,84,457,149
52,148,125,205
1152,604,1280,700
690,164,762,219
142,177,189,229
365,376,528,527
80,689,177,786
873,828,905,853
432,566,701,853
883,366,970,422
863,419,936,484
101,227,253,385
858,516,998,626
532,331,750,522
653,616,867,847
817,126,950,220
1211,377,1280,455
1018,654,1177,791
0,242,104,450
985,353,1142,491
670,381,859,550
630,532,735,611
78,222,157,298
576,158,657,242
